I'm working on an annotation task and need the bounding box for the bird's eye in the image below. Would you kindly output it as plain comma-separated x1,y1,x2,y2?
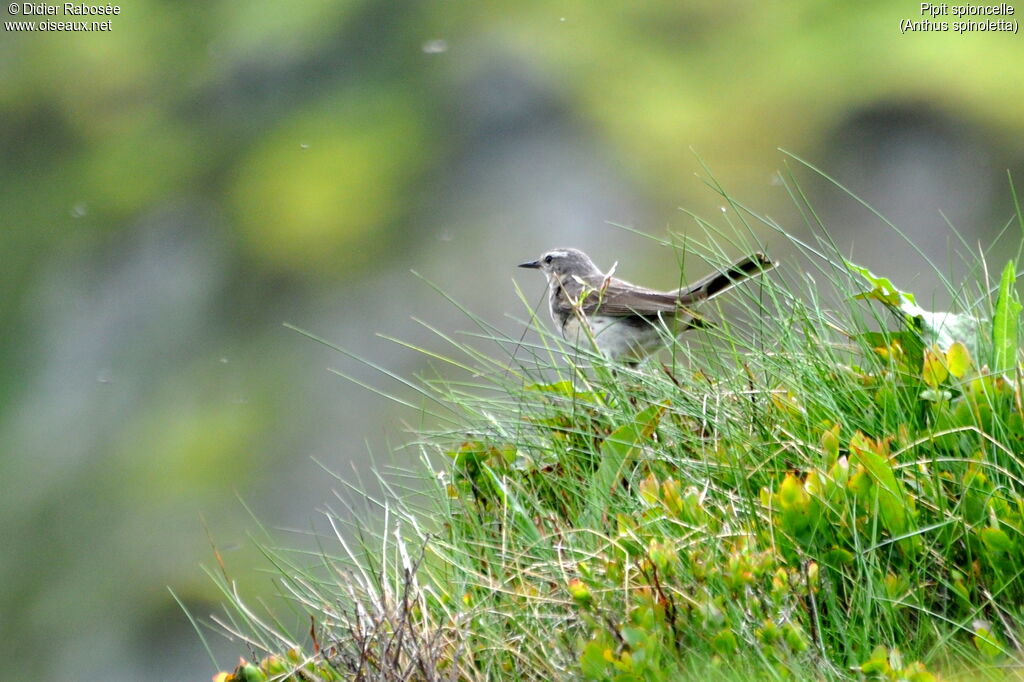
544,255,553,264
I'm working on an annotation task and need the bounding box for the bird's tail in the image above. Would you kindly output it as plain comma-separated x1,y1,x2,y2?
676,253,776,303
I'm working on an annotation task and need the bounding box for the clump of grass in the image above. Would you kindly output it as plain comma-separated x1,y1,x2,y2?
203,169,1024,681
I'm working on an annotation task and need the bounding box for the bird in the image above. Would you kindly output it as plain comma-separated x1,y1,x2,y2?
518,248,775,362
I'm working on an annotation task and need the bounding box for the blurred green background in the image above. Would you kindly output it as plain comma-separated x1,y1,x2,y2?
3,1,1024,679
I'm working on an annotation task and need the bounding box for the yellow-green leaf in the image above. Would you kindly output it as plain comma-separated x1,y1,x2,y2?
980,527,1014,553
993,260,1021,372
973,626,1004,659
583,402,666,526
821,424,840,468
567,578,593,608
847,262,917,307
848,432,920,552
778,473,807,510
922,345,948,388
712,628,738,654
945,340,972,378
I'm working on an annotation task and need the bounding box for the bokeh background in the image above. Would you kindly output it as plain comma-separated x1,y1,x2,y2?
4,2,1024,679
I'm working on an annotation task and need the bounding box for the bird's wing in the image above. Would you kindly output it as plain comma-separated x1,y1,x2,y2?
576,279,685,317
572,253,775,317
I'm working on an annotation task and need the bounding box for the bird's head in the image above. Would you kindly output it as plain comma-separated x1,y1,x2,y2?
518,248,601,282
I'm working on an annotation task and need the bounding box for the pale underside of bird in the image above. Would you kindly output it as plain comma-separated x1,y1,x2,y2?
518,247,776,363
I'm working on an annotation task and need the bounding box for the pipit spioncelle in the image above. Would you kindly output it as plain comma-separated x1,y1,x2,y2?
518,248,776,363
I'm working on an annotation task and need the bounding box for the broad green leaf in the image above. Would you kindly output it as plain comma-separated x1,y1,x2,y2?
638,473,660,505
775,472,823,544
847,262,917,308
824,547,854,565
847,260,977,353
907,666,937,682
526,380,605,405
239,664,268,682
778,472,807,510
711,628,738,654
980,527,1014,553
992,260,1021,372
973,625,1004,660
848,432,920,552
921,345,948,388
583,402,665,526
580,640,609,679
847,466,872,495
859,331,925,372
860,645,891,675
884,572,910,598
783,623,809,652
821,424,840,468
962,466,992,523
525,379,576,394
567,578,593,608
945,340,972,378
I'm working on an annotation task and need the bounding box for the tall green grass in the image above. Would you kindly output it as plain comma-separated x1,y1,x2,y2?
202,169,1024,681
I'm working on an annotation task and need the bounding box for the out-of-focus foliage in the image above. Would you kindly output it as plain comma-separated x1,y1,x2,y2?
3,0,1024,679
229,88,433,272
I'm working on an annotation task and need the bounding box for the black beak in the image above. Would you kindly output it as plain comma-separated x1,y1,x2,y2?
518,260,541,269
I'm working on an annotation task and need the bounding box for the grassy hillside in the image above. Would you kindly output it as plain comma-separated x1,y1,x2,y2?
203,180,1024,681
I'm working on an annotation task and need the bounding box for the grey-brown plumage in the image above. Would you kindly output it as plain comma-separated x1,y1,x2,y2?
518,248,775,362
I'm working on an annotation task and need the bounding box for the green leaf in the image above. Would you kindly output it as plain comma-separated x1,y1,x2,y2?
973,625,1004,660
783,623,809,652
580,639,609,679
711,628,738,654
526,380,605,405
980,527,1014,554
847,262,917,307
907,667,937,682
848,432,920,552
582,402,666,526
860,645,891,675
945,340,972,378
567,578,593,608
859,330,925,371
921,345,948,388
847,260,977,353
821,424,840,468
824,547,854,565
860,658,889,675
236,664,268,682
778,472,807,509
992,260,1021,372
